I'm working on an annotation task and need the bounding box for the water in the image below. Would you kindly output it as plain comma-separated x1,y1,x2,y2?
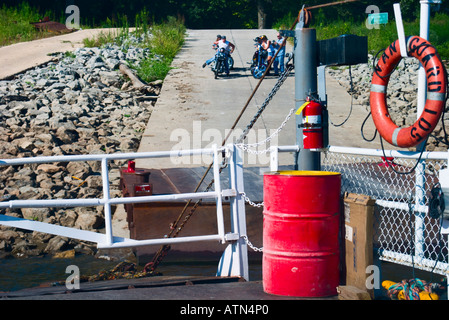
0,254,263,293
0,255,119,292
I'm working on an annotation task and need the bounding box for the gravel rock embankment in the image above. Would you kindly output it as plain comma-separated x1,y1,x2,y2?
328,55,449,151
0,37,160,259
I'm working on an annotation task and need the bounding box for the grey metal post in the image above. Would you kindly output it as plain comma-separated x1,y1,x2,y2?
414,0,440,261
294,24,320,171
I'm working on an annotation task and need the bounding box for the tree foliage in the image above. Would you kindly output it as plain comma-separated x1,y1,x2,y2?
1,0,448,29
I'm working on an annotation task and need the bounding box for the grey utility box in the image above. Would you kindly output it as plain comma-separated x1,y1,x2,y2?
318,34,368,66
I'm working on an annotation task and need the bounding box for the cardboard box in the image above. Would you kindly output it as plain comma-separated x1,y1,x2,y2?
343,193,376,298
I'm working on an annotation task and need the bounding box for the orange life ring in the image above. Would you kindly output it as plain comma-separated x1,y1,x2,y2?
370,36,447,148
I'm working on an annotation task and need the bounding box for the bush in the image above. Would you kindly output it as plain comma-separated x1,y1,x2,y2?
148,16,186,60
136,56,173,83
135,16,186,83
0,2,53,46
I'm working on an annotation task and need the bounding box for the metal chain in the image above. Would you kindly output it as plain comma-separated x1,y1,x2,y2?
236,107,295,154
236,62,294,145
149,57,294,271
241,191,264,208
241,192,264,252
241,235,263,252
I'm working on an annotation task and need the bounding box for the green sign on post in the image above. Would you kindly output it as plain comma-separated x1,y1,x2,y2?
367,12,388,27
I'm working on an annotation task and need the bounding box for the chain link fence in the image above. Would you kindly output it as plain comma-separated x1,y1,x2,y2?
322,147,449,276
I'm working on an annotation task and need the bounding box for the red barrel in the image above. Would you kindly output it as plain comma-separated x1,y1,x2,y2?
263,170,341,297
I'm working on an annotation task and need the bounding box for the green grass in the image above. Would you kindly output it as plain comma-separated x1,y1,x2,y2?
149,16,186,60
0,2,54,47
82,12,132,48
427,13,449,60
136,16,186,82
83,14,186,83
82,30,122,48
135,56,174,83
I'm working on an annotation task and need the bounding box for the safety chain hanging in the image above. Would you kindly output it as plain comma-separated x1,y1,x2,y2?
241,191,264,208
236,61,295,145
236,107,295,154
241,235,263,252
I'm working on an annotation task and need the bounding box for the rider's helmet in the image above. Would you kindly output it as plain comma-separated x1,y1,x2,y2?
216,34,222,39
260,35,267,40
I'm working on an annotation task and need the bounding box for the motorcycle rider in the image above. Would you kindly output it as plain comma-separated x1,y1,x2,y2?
212,34,223,48
203,35,235,76
218,35,235,75
219,35,235,56
273,32,286,75
259,35,275,66
203,34,223,68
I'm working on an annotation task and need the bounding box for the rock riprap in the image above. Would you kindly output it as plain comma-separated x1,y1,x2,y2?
0,37,161,258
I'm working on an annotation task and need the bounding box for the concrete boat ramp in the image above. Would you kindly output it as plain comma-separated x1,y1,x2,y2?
0,28,377,301
136,28,383,172
122,28,383,264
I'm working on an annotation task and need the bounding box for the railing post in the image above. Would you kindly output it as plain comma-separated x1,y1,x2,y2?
212,145,226,243
414,0,441,260
217,145,249,280
101,157,114,246
393,3,408,58
269,146,279,172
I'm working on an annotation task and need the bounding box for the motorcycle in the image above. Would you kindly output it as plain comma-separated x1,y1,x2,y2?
250,40,269,79
212,47,228,79
250,39,293,79
211,44,234,72
212,44,234,70
228,54,234,70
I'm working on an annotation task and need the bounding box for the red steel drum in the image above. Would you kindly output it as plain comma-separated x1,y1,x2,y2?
263,171,341,297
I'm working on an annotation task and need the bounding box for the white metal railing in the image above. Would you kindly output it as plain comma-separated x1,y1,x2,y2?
323,146,449,274
271,145,449,280
0,144,250,280
281,145,449,270
2,142,448,284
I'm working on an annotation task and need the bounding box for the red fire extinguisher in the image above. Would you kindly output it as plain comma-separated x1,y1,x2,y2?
298,99,324,149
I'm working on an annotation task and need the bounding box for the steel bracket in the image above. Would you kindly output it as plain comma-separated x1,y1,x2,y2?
280,30,296,38
225,233,240,242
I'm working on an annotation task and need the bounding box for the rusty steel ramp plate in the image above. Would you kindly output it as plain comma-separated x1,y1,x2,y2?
31,21,73,34
119,166,273,262
138,166,264,201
